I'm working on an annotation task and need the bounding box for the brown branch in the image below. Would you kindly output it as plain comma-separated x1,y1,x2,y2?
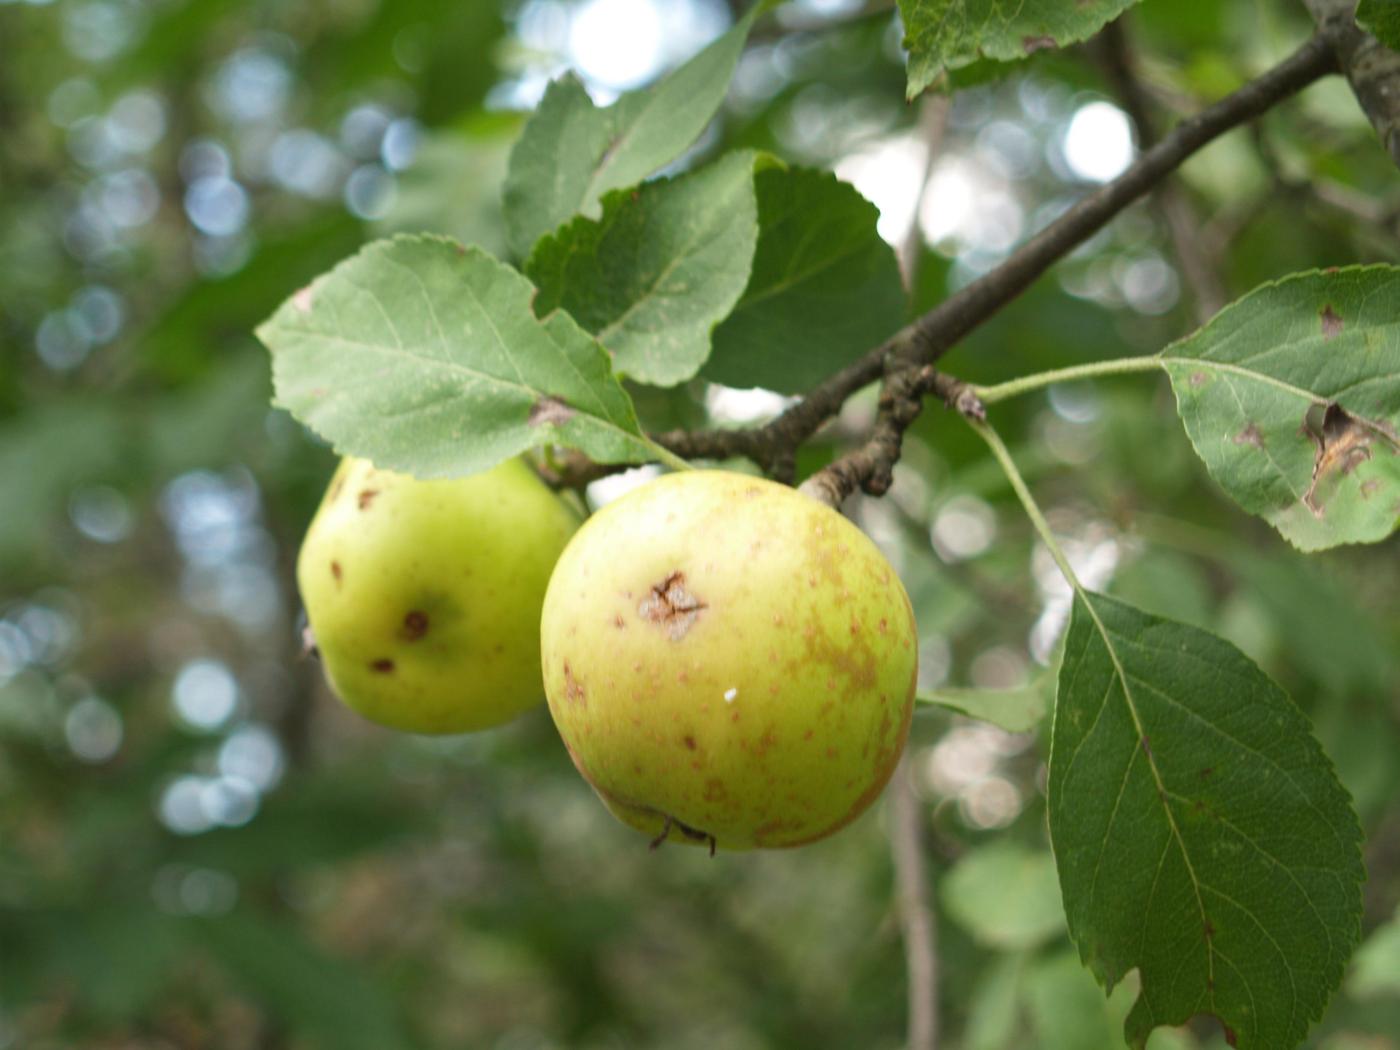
890,758,938,1050
1304,0,1400,168
1094,18,1227,323
800,32,1332,506
794,34,1335,504
798,365,980,507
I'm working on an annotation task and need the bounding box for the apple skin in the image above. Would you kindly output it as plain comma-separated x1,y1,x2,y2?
540,470,917,850
298,457,579,734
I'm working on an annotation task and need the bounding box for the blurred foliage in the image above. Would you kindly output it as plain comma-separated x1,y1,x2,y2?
0,1,1397,1048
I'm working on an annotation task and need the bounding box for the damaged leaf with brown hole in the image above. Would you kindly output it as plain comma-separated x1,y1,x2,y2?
297,456,579,733
539,470,918,851
1161,265,1400,550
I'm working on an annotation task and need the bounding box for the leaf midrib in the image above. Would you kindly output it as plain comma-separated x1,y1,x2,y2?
267,323,646,448
1073,592,1220,1000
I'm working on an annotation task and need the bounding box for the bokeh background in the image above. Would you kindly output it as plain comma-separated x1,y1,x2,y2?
1,0,1398,1047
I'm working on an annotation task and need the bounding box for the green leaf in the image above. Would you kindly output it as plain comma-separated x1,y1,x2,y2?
195,912,414,1050
526,151,762,386
1356,0,1400,51
942,842,1065,949
256,235,657,478
1161,266,1400,551
503,2,770,258
898,0,1141,99
702,167,905,394
916,681,1049,733
1050,591,1363,1050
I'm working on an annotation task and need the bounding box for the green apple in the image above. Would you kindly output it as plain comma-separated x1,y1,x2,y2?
298,457,579,733
540,470,917,851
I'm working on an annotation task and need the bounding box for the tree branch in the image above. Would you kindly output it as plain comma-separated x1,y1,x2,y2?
1304,0,1400,168
794,33,1335,503
797,365,980,507
890,758,938,1050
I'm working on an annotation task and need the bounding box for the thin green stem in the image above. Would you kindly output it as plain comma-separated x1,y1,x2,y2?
971,356,1166,405
648,440,695,473
967,417,1083,594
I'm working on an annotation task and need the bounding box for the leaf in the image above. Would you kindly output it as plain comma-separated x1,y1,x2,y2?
503,2,770,258
702,167,905,394
1356,0,1400,51
942,842,1065,949
898,0,1141,99
256,235,657,478
1162,266,1400,551
1050,591,1363,1050
916,681,1049,733
526,151,762,387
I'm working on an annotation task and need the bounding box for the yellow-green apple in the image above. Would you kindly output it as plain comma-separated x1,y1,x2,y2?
540,470,917,850
298,456,579,733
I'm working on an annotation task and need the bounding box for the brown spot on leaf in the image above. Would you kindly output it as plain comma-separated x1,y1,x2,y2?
1199,767,1214,780
400,610,429,641
638,571,706,640
1224,1023,1238,1048
1189,371,1207,387
357,489,379,510
1302,402,1389,516
528,395,575,428
330,560,342,584
1233,423,1265,449
1361,479,1381,499
370,658,395,673
1320,303,1343,340
1022,34,1056,53
683,735,697,751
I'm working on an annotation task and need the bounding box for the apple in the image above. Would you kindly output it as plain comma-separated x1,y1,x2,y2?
298,456,579,733
540,470,917,851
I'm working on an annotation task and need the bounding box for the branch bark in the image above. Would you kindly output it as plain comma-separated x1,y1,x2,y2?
1304,0,1400,168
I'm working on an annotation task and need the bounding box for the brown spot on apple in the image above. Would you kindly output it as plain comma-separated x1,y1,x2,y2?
563,661,586,705
400,610,429,641
638,571,706,640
